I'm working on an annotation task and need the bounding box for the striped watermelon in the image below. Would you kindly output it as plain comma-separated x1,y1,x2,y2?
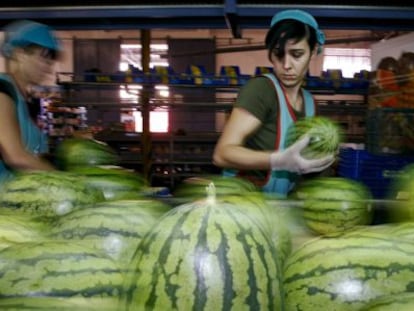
50,199,171,264
388,164,414,222
0,297,120,311
173,174,259,202
385,221,414,238
0,210,48,247
267,199,317,253
122,186,284,311
55,137,119,170
284,232,414,311
324,221,414,244
348,221,414,241
68,166,148,201
0,240,125,302
216,192,292,264
213,189,293,264
286,116,343,159
332,222,398,237
0,171,105,217
294,177,373,235
360,292,414,311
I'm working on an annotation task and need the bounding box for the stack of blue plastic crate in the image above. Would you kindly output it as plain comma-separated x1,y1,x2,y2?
338,148,414,198
219,66,251,86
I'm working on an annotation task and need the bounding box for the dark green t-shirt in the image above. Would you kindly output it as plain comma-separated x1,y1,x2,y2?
233,75,306,181
235,76,278,152
235,76,305,152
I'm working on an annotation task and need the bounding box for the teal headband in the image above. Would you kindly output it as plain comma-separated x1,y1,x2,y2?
2,20,61,58
267,9,325,53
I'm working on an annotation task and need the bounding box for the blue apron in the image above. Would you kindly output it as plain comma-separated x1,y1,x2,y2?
223,73,315,198
0,74,49,184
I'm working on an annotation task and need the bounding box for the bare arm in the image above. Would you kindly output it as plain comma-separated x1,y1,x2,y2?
213,107,272,170
213,107,334,174
0,93,54,171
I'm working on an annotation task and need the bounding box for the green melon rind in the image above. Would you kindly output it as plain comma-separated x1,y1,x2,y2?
0,297,120,311
388,164,414,222
69,166,148,201
284,232,414,311
123,196,284,311
50,199,171,262
173,175,259,201
55,138,119,170
0,212,48,246
220,193,292,265
0,171,105,217
295,177,373,234
0,240,125,300
359,292,414,311
286,116,343,159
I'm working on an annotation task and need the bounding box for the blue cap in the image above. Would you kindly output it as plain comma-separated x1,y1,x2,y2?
267,9,325,52
2,20,61,58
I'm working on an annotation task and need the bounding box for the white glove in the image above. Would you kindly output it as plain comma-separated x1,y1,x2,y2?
270,135,335,174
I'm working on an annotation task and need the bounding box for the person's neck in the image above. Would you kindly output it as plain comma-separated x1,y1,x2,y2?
281,83,303,112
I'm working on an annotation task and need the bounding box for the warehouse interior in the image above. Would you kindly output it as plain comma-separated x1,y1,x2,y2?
3,3,414,309
1,1,414,194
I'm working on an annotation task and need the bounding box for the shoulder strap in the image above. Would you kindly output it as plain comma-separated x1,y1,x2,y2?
262,73,286,107
261,73,291,150
302,88,316,116
263,72,316,117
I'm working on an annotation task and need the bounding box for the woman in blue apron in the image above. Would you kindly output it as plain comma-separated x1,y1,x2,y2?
213,9,335,198
0,20,61,183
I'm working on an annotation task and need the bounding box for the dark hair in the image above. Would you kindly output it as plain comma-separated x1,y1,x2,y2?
23,44,59,61
265,19,318,61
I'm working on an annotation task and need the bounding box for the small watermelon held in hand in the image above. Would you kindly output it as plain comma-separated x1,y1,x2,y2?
286,116,343,159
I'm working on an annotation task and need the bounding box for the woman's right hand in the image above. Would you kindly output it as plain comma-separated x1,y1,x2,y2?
269,135,335,174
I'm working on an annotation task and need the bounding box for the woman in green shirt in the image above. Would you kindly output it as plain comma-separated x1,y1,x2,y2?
0,20,61,183
213,9,335,197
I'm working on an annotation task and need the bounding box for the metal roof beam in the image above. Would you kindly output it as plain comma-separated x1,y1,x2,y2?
0,4,413,31
224,0,242,39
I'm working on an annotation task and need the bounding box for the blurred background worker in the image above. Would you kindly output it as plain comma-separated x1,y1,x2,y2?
0,20,61,183
213,9,335,198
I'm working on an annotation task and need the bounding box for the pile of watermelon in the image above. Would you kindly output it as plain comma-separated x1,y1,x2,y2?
2,126,414,310
0,172,289,310
1,169,414,310
0,170,172,309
